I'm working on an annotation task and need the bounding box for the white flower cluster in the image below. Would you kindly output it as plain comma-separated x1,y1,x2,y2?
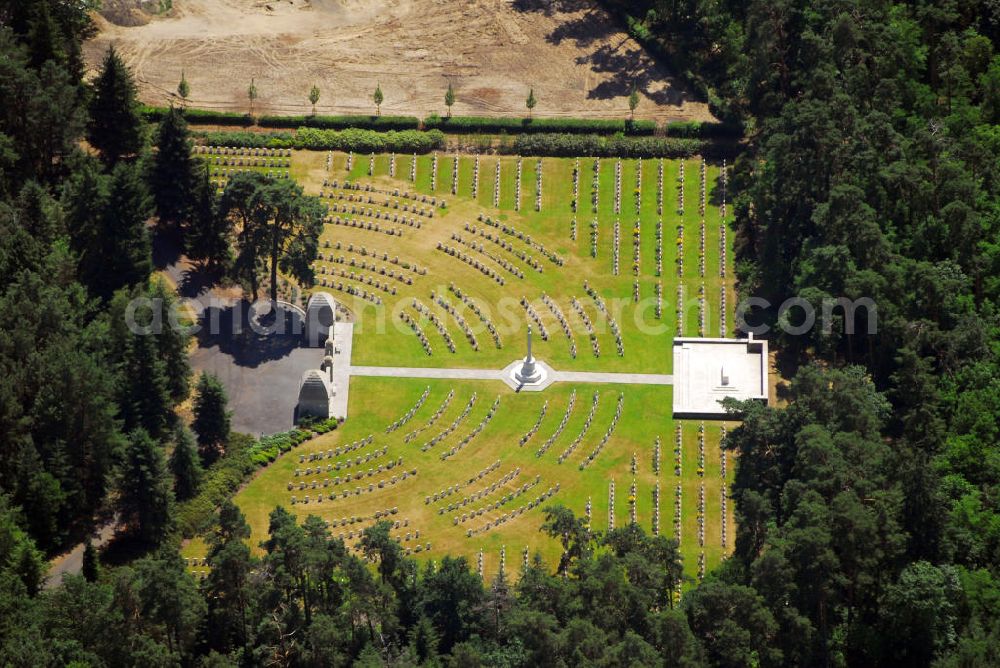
542,293,576,358
520,297,549,341
536,390,576,457
571,297,600,357
432,291,479,350
578,392,624,470
448,284,502,349
440,396,500,460
404,390,454,443
412,298,456,353
557,391,600,464
420,393,478,452
519,401,549,446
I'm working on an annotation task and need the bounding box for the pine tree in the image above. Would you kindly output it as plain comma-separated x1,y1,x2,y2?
193,372,231,464
149,278,192,403
81,538,100,582
373,83,384,117
119,326,172,439
445,82,455,118
526,88,537,119
186,166,231,272
117,429,174,545
151,106,196,226
308,85,320,115
169,425,202,501
77,161,153,301
177,71,190,107
87,46,144,165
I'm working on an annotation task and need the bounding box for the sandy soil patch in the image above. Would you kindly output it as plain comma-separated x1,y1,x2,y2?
86,0,714,122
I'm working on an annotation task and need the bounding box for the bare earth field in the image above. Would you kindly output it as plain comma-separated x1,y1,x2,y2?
86,0,714,121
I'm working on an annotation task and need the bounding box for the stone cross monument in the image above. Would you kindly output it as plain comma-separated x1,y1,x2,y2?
515,325,543,384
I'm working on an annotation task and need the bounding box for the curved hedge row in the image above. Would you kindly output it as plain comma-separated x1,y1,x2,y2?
258,114,420,131
423,114,657,135
198,128,447,153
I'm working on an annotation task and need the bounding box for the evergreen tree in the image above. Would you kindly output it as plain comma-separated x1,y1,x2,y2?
192,372,231,464
308,84,320,115
114,303,172,439
373,82,384,116
150,106,195,227
205,501,254,655
81,538,99,582
168,425,201,501
116,429,174,545
186,166,231,272
525,88,537,119
87,46,144,165
177,71,189,107
148,278,191,403
75,161,153,301
628,83,639,120
247,78,257,117
444,81,455,118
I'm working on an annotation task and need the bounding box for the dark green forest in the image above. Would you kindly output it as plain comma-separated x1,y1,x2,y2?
1,0,999,665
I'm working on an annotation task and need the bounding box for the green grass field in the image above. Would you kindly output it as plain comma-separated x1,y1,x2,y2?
187,148,737,585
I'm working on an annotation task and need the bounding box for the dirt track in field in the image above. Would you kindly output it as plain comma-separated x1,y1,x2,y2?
86,0,713,122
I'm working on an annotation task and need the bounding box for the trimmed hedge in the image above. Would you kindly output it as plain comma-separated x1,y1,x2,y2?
176,421,339,537
423,114,656,136
663,120,743,139
506,133,706,158
259,114,420,131
197,128,446,153
141,105,253,126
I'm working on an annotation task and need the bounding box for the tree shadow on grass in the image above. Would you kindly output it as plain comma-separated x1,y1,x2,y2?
197,300,305,368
